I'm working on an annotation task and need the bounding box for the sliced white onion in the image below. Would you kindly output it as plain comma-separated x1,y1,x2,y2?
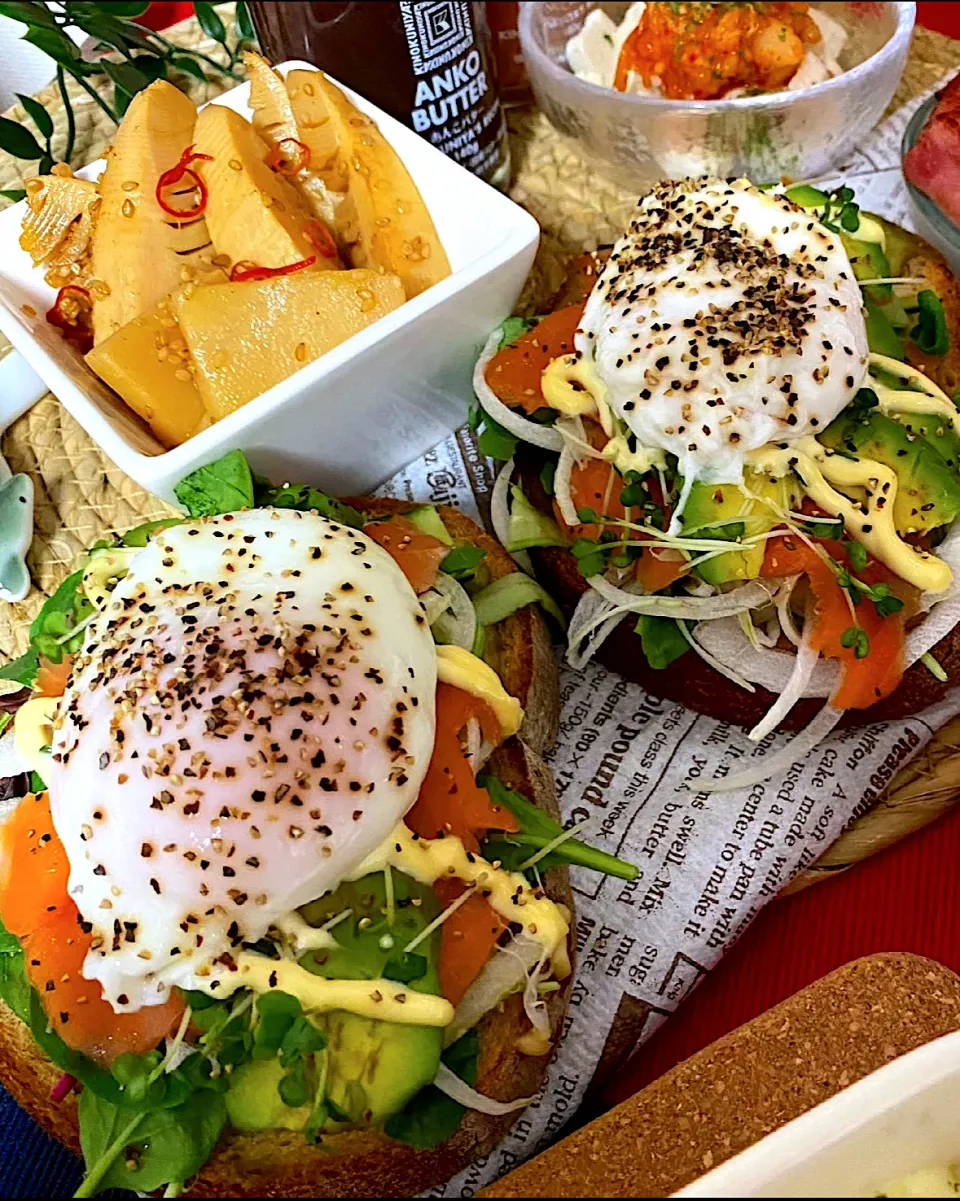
490,457,516,553
524,950,551,1038
694,617,837,697
697,696,844,794
554,417,606,460
474,329,563,453
164,1040,196,1074
446,933,544,1048
554,441,580,527
419,588,449,626
775,575,803,648
433,1062,537,1115
747,606,820,742
568,578,776,648
682,622,756,693
567,593,620,669
463,715,482,772
591,575,774,617
430,572,477,650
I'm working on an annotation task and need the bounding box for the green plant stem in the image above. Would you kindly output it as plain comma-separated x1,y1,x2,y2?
74,75,119,124
133,25,244,79
73,1112,144,1199
56,67,76,164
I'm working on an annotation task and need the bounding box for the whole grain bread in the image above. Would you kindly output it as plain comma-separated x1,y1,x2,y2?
0,500,570,1198
522,224,960,730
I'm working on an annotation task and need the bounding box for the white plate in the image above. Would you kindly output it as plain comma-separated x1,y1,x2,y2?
676,1027,960,1197
0,64,539,504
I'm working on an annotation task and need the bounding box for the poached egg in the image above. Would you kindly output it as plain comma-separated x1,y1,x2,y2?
46,509,437,1011
575,177,869,515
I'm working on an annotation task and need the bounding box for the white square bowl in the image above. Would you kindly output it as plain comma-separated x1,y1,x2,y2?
675,1028,960,1197
0,63,539,504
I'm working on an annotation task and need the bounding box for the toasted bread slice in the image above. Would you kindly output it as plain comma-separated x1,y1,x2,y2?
0,501,569,1197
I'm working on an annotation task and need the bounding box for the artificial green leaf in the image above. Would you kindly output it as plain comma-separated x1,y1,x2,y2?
16,94,53,139
384,1030,479,1149
235,0,256,43
0,116,44,161
170,54,207,81
637,613,688,671
22,25,89,72
67,7,156,54
95,1,150,14
0,189,27,203
0,1,58,28
174,449,254,516
101,59,151,113
194,1,226,44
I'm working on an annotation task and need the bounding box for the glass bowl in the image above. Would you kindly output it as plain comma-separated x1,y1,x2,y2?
901,93,960,278
518,1,916,188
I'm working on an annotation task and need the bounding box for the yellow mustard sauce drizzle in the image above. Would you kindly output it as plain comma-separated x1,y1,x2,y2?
541,353,666,474
14,695,58,781
206,955,455,1026
748,436,953,593
869,353,960,439
541,352,604,418
350,822,572,979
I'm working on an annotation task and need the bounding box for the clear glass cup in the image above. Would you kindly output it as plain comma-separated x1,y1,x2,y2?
518,1,915,188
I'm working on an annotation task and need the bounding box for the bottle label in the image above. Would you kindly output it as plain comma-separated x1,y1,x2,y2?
398,1,506,181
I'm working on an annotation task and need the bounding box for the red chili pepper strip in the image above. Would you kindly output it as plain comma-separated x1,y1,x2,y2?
229,256,317,283
46,285,93,354
304,219,338,259
155,145,213,220
266,138,311,176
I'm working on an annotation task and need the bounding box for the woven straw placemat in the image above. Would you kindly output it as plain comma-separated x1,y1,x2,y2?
0,9,958,890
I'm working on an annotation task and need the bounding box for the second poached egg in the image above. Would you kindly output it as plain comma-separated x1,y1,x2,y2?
576,177,870,504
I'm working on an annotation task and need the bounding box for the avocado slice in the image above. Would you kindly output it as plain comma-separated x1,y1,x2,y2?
887,410,960,472
819,410,960,534
299,872,446,1130
843,234,892,305
784,183,829,208
323,1011,443,1126
682,473,801,585
865,302,906,360
226,1057,313,1132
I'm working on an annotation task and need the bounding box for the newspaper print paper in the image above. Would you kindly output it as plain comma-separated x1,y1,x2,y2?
379,71,960,1195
